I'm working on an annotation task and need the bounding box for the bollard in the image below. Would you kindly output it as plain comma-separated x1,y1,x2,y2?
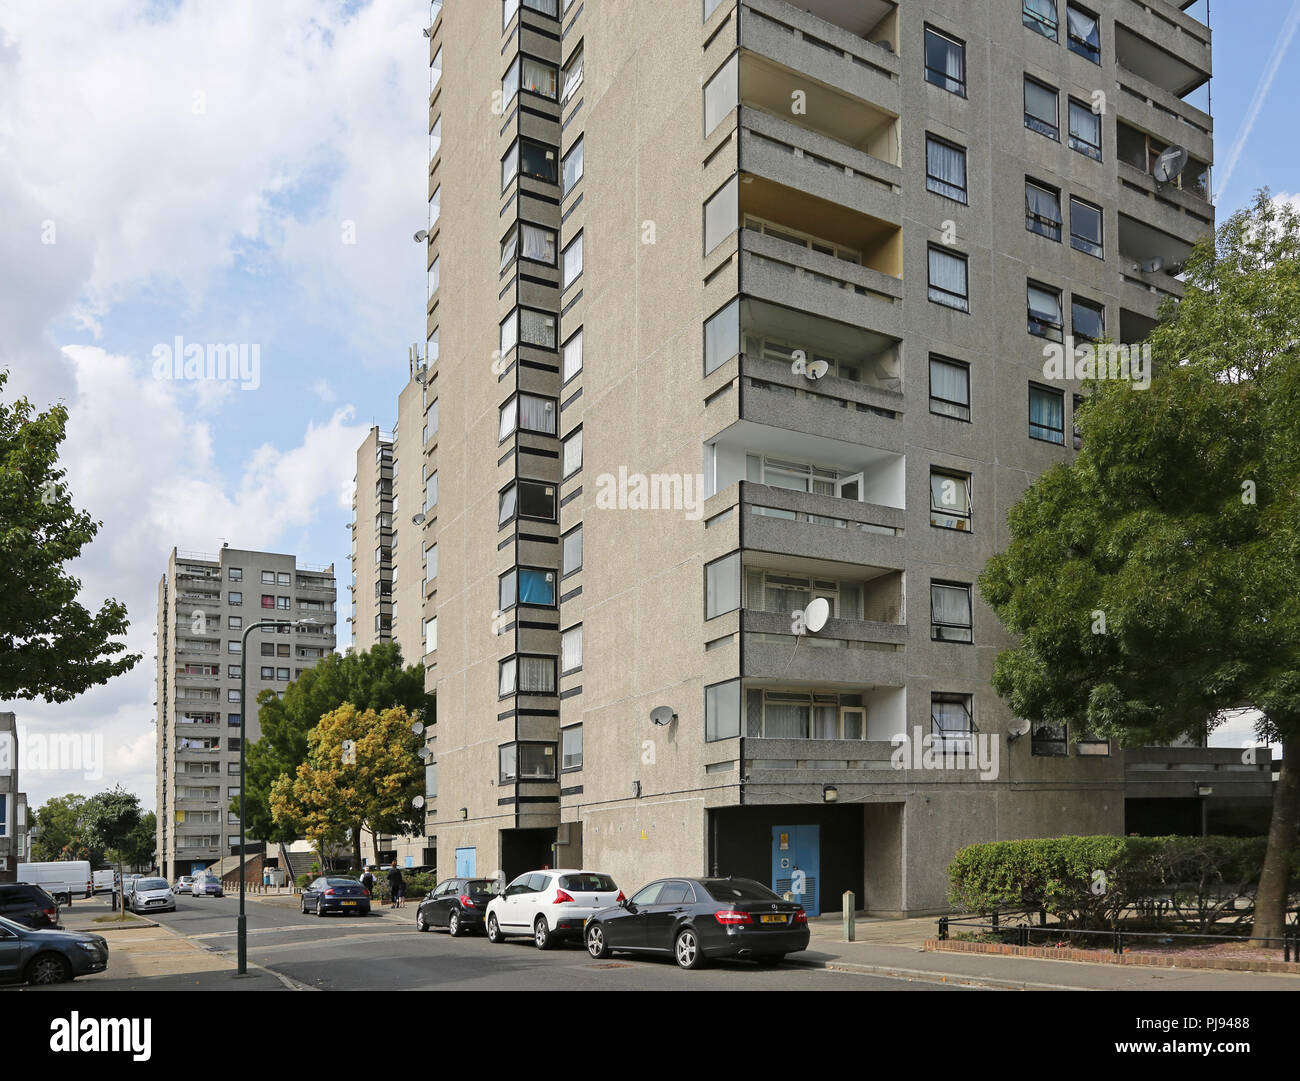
842,891,855,941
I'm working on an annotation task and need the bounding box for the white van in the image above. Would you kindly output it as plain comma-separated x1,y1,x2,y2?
17,861,94,906
93,869,117,894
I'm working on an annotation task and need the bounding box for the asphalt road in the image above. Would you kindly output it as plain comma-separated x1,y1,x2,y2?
146,894,973,991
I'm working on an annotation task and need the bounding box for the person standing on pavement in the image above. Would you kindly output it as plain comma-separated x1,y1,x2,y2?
360,867,376,897
386,861,404,908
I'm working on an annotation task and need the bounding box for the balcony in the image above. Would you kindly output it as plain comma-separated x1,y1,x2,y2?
739,0,900,113
742,610,902,684
1122,745,1275,801
1118,212,1193,321
1114,3,1211,98
1115,69,1212,166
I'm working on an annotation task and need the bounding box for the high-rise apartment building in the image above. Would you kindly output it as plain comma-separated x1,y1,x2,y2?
155,546,336,880
366,0,1226,913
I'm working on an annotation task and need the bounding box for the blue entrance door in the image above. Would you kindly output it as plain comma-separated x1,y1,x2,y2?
771,825,820,916
455,847,476,877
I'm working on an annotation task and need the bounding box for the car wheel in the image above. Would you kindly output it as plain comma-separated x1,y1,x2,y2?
416,910,430,932
585,923,611,959
486,914,506,943
315,899,325,918
301,898,308,914
674,928,705,971
533,916,553,950
448,911,462,937
55,892,71,907
28,953,72,985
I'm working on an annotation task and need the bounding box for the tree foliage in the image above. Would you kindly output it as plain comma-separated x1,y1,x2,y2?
979,192,1300,942
30,793,103,865
0,370,140,702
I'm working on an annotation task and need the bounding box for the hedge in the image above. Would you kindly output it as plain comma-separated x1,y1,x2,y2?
947,835,1296,930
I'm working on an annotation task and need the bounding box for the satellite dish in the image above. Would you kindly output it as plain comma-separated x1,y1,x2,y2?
412,795,425,810
649,705,677,727
417,746,432,761
1139,256,1166,275
1008,718,1031,737
804,597,830,633
1152,145,1188,184
411,720,424,735
805,359,830,381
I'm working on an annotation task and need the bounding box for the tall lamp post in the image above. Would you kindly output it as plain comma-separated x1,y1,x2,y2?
237,616,317,976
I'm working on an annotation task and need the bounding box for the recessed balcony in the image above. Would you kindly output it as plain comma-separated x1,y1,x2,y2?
1114,6,1211,98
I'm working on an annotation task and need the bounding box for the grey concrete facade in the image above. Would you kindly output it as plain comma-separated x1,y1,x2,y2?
360,0,1226,913
154,547,336,880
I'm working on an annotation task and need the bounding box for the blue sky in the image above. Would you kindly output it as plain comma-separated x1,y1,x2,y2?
0,0,1296,811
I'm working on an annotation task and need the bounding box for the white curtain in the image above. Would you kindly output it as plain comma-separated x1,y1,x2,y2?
519,393,555,433
563,232,583,288
521,223,554,263
520,309,555,348
928,249,967,297
561,48,584,104
562,330,583,381
930,357,968,408
563,429,582,476
500,311,518,355
519,656,555,693
1067,7,1099,51
1069,102,1100,148
1025,79,1057,126
812,706,838,740
764,702,808,738
522,56,556,98
562,626,582,671
563,139,584,195
499,659,517,696
1025,184,1061,230
563,526,582,574
926,138,966,198
501,58,520,103
931,584,971,628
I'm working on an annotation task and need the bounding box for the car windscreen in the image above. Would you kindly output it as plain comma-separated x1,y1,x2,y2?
325,878,361,886
136,879,169,890
558,873,617,892
699,878,781,902
465,880,496,895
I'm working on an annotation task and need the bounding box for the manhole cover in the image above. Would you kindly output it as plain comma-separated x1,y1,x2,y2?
590,962,633,969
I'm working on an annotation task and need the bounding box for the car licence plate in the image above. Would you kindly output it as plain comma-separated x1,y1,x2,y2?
760,914,786,924
342,900,357,906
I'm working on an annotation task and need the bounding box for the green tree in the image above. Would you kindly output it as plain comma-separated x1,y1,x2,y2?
0,370,140,702
109,811,156,872
239,642,432,846
81,787,143,915
980,192,1300,945
269,704,423,872
30,793,104,866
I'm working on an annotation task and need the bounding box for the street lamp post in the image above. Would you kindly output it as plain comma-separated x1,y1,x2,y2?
236,615,317,976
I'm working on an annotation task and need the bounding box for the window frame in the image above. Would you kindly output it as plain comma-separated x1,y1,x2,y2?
928,355,971,422
1024,76,1060,140
1067,97,1103,161
923,25,967,97
1066,3,1101,64
1023,0,1059,40
930,468,973,531
930,580,974,643
924,133,968,204
1028,382,1067,445
1068,195,1104,258
1025,178,1063,241
927,245,970,312
1027,280,1065,342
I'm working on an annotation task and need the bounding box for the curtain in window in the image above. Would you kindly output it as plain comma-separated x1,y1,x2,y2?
519,570,554,605
519,656,555,693
1025,184,1062,230
1030,388,1065,440
1067,7,1100,51
1025,80,1057,125
932,697,972,736
563,139,584,195
519,393,554,433
930,357,968,408
926,138,966,198
500,312,518,354
563,430,582,476
562,627,582,671
1024,0,1058,33
520,309,555,348
561,48,584,103
502,58,520,103
931,584,971,628
521,57,556,98
812,705,838,740
1028,287,1063,327
563,233,583,288
520,223,554,263
501,144,519,189
562,331,583,381
928,249,967,297
1069,103,1100,147
764,701,808,738
766,580,811,616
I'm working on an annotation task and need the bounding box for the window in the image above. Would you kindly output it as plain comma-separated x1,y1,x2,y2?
499,656,557,697
1072,296,1105,342
260,666,274,679
1029,384,1066,444
930,469,972,530
500,223,556,270
227,665,241,679
276,597,290,610
277,668,290,681
1027,282,1064,341
705,552,740,619
429,184,440,226
498,742,557,783
1025,180,1062,241
932,693,974,748
1024,77,1059,139
424,470,438,512
277,572,290,585
561,44,584,105
928,247,969,312
924,26,965,96
925,135,967,203
227,689,241,703
228,568,243,582
424,616,437,655
228,640,241,653
705,679,741,741
703,298,739,376
746,690,866,739
261,571,275,584
500,308,557,355
703,0,725,19
562,329,583,383
228,716,240,729
424,543,437,583
503,0,520,28
931,582,974,642
1068,98,1101,160
431,46,442,89
499,479,556,525
1024,0,1058,40
929,356,970,421
704,53,738,135
1069,196,1103,257
427,399,438,438
430,115,441,158
228,615,242,630
499,393,556,441
1066,4,1100,63
1032,721,1069,757
561,625,582,674
524,0,558,15
562,231,583,289
503,137,558,190
520,568,557,606
562,427,582,478
704,175,738,254
562,137,584,196
502,55,558,103
562,524,582,576
561,724,583,770
260,642,275,657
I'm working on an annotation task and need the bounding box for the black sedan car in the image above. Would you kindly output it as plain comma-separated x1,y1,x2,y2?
300,876,371,917
416,877,497,936
0,914,109,984
0,883,62,930
583,877,809,970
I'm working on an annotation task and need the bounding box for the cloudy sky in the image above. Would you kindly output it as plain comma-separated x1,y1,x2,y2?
1,0,1296,813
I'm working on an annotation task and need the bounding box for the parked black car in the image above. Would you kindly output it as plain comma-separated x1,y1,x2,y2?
300,876,371,916
583,877,809,970
0,883,62,930
416,877,496,936
0,914,108,984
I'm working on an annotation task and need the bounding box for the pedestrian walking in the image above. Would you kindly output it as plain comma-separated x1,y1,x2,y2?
360,867,376,896
386,861,404,908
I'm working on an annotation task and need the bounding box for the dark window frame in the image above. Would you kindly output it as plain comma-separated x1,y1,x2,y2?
923,25,967,97
1024,75,1060,140
928,354,971,422
1029,382,1067,445
1025,178,1063,241
925,133,969,204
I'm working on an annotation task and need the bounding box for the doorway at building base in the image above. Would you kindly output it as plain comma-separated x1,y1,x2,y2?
772,825,820,916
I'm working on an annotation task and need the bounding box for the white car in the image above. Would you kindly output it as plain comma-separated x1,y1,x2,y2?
128,877,176,914
485,869,622,949
173,876,196,895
